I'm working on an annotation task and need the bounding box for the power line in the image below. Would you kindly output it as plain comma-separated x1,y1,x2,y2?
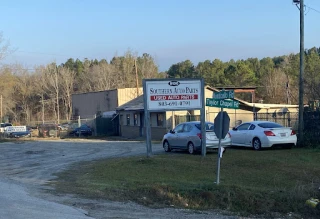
306,5,320,14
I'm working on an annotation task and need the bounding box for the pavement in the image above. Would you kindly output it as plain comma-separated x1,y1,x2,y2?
0,139,238,219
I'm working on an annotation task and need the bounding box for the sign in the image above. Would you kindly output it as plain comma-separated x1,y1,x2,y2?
4,126,27,133
213,90,234,100
214,111,230,139
145,80,202,110
206,98,239,109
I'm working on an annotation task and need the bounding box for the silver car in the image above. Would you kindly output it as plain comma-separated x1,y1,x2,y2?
162,121,231,154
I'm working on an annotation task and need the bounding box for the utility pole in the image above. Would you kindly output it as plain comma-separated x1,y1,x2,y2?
41,94,45,124
0,95,2,123
134,59,139,97
294,0,305,145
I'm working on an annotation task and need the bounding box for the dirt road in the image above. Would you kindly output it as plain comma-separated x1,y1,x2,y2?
0,140,238,219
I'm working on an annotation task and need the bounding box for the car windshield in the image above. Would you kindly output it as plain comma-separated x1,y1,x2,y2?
195,123,214,131
258,122,283,128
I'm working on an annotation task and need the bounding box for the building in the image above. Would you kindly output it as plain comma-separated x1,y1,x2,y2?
72,88,143,119
116,86,298,140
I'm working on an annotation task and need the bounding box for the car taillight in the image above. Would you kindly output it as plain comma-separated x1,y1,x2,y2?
291,130,296,135
264,131,275,136
197,133,202,139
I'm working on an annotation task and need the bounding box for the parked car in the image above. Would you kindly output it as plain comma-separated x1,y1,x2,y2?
8,130,31,138
162,121,231,154
229,121,297,150
69,124,93,136
38,124,60,137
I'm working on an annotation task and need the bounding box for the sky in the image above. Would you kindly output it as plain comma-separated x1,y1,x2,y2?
0,0,319,71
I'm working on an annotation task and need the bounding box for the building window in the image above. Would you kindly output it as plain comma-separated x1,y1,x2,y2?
126,114,130,125
157,113,164,127
134,114,138,126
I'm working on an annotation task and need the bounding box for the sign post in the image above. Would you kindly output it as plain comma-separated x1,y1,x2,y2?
214,110,230,185
206,89,238,185
217,107,223,185
143,78,205,157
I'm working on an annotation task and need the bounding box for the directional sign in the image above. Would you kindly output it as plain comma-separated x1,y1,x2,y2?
213,90,234,100
206,98,239,109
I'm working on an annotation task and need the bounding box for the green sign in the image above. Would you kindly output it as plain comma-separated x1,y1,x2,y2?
206,98,239,109
213,90,234,100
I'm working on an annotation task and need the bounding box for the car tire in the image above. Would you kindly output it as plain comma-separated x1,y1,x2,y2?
188,142,195,154
163,140,171,152
252,138,262,150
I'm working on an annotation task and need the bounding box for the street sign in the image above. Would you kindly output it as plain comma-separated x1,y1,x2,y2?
214,111,230,139
213,90,234,100
206,98,239,109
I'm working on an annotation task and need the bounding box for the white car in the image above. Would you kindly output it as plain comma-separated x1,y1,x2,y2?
229,121,297,150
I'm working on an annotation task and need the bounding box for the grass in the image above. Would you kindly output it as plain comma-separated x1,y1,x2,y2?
51,148,320,218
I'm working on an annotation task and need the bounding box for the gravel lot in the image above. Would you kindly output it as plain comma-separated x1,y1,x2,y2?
0,139,242,219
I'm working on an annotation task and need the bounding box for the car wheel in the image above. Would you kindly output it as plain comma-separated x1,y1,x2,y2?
252,138,262,150
163,140,171,152
188,142,195,154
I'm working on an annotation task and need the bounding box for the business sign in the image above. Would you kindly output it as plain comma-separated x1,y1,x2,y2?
4,126,27,133
145,79,202,110
213,90,234,100
206,98,239,109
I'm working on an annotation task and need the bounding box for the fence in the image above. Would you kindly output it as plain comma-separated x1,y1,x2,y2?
256,112,299,129
174,112,298,129
174,115,200,125
303,111,320,146
24,113,119,138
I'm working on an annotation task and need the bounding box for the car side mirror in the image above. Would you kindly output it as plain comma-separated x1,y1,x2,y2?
232,127,237,131
169,129,175,134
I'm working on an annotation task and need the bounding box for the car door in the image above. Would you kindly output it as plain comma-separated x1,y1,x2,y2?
231,123,251,145
168,124,184,147
243,124,256,146
177,124,193,147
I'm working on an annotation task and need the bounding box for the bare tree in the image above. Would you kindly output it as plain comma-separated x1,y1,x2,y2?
60,66,76,121
90,62,117,91
0,66,18,122
0,32,14,60
43,63,60,124
13,64,33,123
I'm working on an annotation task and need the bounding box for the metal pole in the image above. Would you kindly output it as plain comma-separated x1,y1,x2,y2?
200,78,206,157
0,95,2,123
143,80,152,157
41,94,45,124
216,107,223,185
298,0,304,145
135,59,139,97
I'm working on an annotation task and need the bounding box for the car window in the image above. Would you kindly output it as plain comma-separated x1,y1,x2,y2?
174,124,184,133
249,124,256,130
237,123,251,131
258,122,283,128
195,122,214,131
183,124,192,132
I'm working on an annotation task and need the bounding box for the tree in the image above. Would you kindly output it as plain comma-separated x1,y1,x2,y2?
43,63,60,124
167,60,196,78
60,67,76,121
0,32,13,60
13,65,34,123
